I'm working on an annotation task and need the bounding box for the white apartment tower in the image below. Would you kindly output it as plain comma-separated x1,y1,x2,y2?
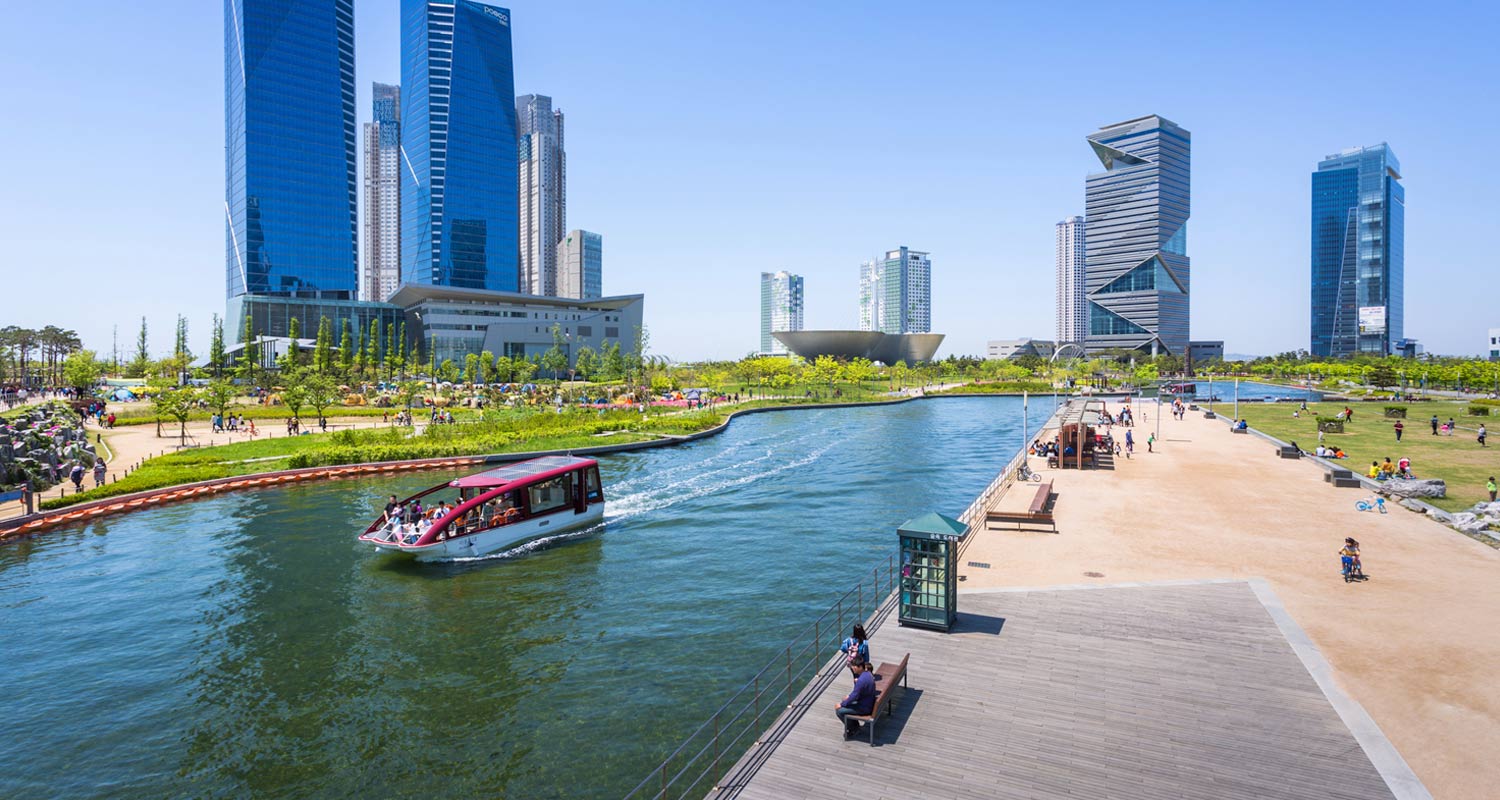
518,94,566,296
760,271,805,354
1055,216,1087,344
557,230,603,300
362,82,401,301
859,247,930,334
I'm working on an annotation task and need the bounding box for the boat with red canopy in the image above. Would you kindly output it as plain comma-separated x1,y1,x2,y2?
358,455,604,561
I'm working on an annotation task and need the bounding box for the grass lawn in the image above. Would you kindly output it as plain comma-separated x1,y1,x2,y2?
1234,400,1499,512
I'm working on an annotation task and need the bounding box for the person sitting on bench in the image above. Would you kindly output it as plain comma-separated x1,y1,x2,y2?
1235,419,1248,431
835,660,876,739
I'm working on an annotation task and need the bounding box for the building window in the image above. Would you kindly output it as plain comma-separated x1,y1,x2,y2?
578,326,592,336
605,327,619,338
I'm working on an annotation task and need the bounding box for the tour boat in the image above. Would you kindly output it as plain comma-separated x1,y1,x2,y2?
358,455,605,561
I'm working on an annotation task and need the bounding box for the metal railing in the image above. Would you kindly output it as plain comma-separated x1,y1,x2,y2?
623,555,899,800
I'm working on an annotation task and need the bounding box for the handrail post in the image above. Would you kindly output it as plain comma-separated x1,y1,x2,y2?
785,646,792,706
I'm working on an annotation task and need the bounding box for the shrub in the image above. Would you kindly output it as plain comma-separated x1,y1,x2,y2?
1316,417,1345,433
1382,406,1407,418
1468,405,1491,417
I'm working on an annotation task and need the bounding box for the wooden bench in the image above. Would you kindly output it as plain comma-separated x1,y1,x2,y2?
986,481,1056,532
1231,426,1249,434
846,653,909,745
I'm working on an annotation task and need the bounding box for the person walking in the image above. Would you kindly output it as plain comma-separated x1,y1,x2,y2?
1488,477,1497,503
1431,414,1440,435
1125,429,1134,457
1480,424,1489,448
1393,420,1404,442
834,660,877,739
839,624,871,681
69,462,85,492
92,459,106,488
1146,433,1155,453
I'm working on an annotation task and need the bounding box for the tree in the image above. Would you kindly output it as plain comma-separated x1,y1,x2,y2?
238,312,259,385
313,316,333,375
174,315,191,363
283,317,302,371
601,341,625,382
339,319,354,377
1368,363,1399,389
203,380,237,421
366,319,382,381
384,320,397,382
209,314,225,379
127,317,150,378
464,353,480,386
149,380,195,444
511,357,538,384
493,354,514,383
542,324,569,386
573,346,597,382
279,368,308,423
891,361,909,389
478,350,497,385
303,371,338,427
845,357,876,387
438,358,461,384
811,355,842,387
62,350,103,395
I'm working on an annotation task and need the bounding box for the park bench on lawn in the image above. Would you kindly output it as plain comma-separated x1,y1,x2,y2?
845,653,909,745
986,481,1057,533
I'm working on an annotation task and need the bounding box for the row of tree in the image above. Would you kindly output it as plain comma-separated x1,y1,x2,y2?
0,325,84,386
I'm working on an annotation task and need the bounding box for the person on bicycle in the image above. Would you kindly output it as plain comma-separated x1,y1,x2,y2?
1339,538,1362,582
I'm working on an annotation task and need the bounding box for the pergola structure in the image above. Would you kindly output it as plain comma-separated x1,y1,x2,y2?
1053,398,1111,469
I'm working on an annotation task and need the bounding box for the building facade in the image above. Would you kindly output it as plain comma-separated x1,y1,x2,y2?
225,0,358,301
557,230,602,300
400,0,519,292
1055,216,1087,344
759,271,804,355
858,247,930,334
987,339,1057,361
1188,340,1225,365
517,94,566,296
389,284,642,366
1310,144,1404,357
1083,115,1191,356
362,82,401,302
1489,329,1500,361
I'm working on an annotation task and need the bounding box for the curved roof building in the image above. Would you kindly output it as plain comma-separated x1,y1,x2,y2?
772,330,944,365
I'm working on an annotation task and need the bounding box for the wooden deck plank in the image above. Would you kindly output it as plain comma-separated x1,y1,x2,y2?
715,582,1400,800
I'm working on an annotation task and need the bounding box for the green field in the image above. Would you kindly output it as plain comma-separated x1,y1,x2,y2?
1234,400,1498,511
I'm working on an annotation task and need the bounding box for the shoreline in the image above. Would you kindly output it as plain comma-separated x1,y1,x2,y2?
0,391,1023,540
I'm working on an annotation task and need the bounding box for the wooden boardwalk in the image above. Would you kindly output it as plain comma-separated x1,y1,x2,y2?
715,581,1408,800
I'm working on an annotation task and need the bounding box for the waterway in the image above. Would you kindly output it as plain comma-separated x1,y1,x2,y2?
0,396,1053,799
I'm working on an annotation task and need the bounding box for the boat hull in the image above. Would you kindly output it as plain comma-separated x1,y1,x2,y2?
369,504,604,561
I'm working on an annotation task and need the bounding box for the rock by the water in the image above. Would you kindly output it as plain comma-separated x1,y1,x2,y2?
1382,478,1447,499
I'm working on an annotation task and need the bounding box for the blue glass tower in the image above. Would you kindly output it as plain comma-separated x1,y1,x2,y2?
1310,144,1404,357
400,0,519,292
1083,115,1191,356
225,0,358,300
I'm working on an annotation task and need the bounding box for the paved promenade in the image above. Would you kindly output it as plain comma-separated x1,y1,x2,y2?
723,581,1409,799
958,407,1498,798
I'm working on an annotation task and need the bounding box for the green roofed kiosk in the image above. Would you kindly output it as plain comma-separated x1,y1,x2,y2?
898,512,968,632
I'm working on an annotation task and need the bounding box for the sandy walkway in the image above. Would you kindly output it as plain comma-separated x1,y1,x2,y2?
959,408,1500,798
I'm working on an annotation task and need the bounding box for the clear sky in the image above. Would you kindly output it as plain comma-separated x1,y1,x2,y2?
2,1,1496,361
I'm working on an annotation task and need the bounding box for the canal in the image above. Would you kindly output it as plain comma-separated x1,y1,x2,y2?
0,396,1050,799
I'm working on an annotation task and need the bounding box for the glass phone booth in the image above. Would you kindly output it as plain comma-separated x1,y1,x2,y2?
897,511,969,633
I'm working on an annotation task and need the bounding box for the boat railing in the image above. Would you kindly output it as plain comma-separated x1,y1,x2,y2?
622,554,900,800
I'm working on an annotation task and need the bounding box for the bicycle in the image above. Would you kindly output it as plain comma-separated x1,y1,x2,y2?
1354,496,1387,514
1017,462,1043,482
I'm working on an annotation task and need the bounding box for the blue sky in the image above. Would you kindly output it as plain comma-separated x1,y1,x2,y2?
2,0,1496,360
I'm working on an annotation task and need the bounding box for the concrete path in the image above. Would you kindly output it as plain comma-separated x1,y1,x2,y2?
959,407,1500,799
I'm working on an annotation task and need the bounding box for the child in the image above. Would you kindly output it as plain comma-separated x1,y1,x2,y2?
1339,538,1363,582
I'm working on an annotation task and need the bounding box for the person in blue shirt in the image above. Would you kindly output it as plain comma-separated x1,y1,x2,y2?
835,660,877,738
838,624,870,681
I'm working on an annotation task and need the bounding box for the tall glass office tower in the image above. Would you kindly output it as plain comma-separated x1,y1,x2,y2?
1310,144,1404,357
225,0,358,300
760,271,804,355
1083,115,1190,356
400,0,519,292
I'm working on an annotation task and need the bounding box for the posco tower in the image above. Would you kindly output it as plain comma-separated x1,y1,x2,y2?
1083,115,1190,356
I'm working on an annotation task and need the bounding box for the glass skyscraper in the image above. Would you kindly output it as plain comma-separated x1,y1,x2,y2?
760,270,804,355
557,230,602,301
1310,144,1404,357
400,0,519,292
858,248,930,335
1055,216,1087,345
1083,115,1190,356
225,0,358,300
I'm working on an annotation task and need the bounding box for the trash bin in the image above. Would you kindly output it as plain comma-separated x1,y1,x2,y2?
897,511,968,632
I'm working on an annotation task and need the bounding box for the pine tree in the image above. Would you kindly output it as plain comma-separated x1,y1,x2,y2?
174,315,191,362
285,317,302,370
339,319,354,376
209,314,225,379
314,316,332,374
367,319,382,382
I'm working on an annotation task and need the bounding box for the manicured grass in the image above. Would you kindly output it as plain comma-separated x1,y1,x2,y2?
38,408,725,511
1234,400,1499,512
930,380,1056,395
105,403,451,426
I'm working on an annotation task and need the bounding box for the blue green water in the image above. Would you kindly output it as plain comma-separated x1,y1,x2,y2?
0,397,1047,799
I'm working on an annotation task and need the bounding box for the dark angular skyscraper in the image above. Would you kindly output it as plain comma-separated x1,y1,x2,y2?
1310,144,1404,357
401,0,519,292
1083,115,1191,356
225,0,358,300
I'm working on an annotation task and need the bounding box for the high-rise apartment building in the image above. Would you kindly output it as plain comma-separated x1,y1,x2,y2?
858,248,930,335
557,230,601,300
362,83,401,302
225,0,357,300
760,271,804,355
518,94,566,296
1055,216,1087,344
400,0,518,292
1310,144,1404,357
1083,115,1190,356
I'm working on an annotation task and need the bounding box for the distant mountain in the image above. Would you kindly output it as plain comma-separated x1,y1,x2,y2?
1223,353,1260,362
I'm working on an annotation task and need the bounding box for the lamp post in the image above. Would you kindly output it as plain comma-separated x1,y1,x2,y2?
1233,378,1240,421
